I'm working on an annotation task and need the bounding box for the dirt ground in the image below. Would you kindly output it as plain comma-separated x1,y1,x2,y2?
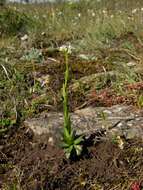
0,125,143,190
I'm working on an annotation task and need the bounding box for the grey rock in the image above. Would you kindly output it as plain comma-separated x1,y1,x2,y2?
24,105,143,144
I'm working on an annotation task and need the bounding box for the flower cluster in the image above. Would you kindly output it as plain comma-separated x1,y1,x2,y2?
59,44,74,54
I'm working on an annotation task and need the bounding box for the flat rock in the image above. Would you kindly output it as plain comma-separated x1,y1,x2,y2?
24,105,143,144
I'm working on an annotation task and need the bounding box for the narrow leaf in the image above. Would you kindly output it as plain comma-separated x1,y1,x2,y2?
74,136,83,145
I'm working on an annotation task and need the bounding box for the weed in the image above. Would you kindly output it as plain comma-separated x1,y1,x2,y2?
0,7,32,36
21,47,44,63
121,41,136,51
99,111,108,121
137,95,143,108
21,48,44,93
60,45,83,159
111,135,124,149
0,118,14,127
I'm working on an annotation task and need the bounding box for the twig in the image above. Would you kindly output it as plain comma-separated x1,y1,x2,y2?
0,64,11,81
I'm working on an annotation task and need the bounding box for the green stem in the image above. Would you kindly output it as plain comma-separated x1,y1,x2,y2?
63,51,71,133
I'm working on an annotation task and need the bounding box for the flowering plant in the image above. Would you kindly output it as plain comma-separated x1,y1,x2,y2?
60,45,83,159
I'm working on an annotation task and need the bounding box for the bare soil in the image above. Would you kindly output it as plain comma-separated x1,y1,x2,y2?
0,125,143,190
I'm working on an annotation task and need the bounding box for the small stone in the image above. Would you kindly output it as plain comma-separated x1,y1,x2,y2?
21,34,28,41
103,110,112,115
117,122,123,128
78,54,89,60
127,61,136,67
48,137,54,146
123,128,142,140
41,32,46,36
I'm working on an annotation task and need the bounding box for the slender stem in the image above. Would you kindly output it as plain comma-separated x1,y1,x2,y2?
32,60,36,92
63,51,71,133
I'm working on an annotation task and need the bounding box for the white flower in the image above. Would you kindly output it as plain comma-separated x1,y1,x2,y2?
78,13,81,17
58,11,63,16
132,9,137,14
42,14,46,18
59,44,73,54
92,12,95,17
141,8,143,11
128,16,133,20
102,9,107,14
87,9,90,13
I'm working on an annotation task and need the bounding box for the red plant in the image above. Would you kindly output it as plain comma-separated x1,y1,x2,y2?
126,82,143,91
131,181,140,190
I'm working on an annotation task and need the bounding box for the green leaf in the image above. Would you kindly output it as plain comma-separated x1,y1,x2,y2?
63,127,73,144
65,145,73,159
74,136,83,145
63,127,70,138
0,128,8,133
61,142,70,148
